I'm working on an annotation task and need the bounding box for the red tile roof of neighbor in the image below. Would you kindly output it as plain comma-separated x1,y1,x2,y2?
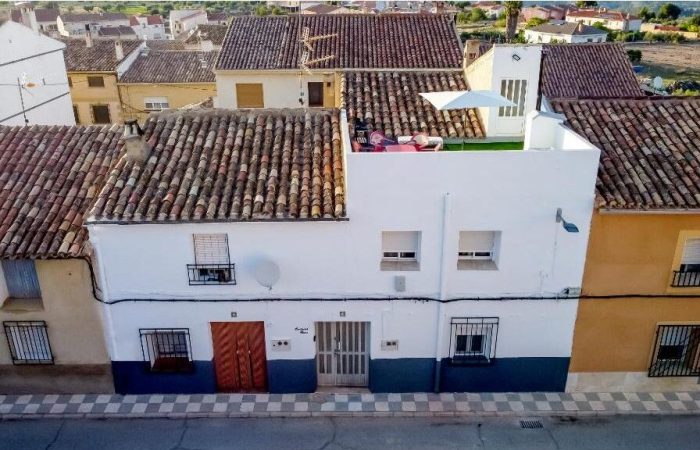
216,14,463,70
541,43,643,99
97,25,136,37
60,12,129,23
341,71,484,139
11,8,59,23
129,15,164,26
61,38,142,72
551,97,700,210
566,8,638,21
184,24,228,46
120,51,218,83
90,109,345,222
0,124,123,258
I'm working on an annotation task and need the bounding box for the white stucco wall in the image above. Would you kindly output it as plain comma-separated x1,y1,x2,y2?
216,71,334,109
524,29,607,43
0,22,74,126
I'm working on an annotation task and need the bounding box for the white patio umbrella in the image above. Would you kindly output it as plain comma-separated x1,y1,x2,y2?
419,90,515,110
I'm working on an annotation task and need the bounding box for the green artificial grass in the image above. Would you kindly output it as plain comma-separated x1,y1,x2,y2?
443,141,524,151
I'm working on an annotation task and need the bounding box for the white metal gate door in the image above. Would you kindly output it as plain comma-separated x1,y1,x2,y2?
316,322,369,387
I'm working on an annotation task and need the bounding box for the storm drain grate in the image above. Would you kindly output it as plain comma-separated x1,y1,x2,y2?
520,419,543,429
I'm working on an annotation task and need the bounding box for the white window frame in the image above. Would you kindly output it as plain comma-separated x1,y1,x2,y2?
144,96,170,111
458,231,499,270
381,231,421,271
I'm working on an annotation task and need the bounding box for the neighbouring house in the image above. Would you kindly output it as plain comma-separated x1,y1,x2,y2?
215,15,463,110
0,20,74,126
10,3,59,35
472,2,504,19
96,25,137,40
521,5,566,22
525,22,607,44
640,23,699,40
549,97,700,392
84,100,599,394
301,4,357,14
0,123,122,393
118,50,217,122
130,14,166,40
183,24,227,51
57,12,130,37
565,8,641,32
169,9,208,37
62,36,142,125
206,11,230,25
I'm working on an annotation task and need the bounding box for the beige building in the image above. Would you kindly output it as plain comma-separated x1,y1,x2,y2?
0,124,123,393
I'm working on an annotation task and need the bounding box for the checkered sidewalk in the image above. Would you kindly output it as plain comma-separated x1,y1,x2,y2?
1,392,699,419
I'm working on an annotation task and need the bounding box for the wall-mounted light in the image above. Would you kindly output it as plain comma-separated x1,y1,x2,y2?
556,208,579,233
512,53,521,61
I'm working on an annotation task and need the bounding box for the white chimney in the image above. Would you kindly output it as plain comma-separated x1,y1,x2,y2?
85,31,93,48
115,40,124,60
123,121,151,163
19,3,39,34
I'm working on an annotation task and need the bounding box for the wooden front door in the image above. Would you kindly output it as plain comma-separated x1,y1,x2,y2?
211,322,267,392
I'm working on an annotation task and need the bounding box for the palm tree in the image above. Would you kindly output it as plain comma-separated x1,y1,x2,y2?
504,1,523,42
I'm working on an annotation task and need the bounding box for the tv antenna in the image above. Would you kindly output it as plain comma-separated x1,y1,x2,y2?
296,9,336,106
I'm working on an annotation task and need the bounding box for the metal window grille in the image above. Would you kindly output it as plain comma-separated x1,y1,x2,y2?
3,321,53,365
672,240,700,287
188,234,236,285
140,329,193,372
1,259,42,299
648,325,700,377
498,79,527,117
449,317,499,365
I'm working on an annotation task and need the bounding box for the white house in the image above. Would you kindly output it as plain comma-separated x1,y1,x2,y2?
0,20,74,126
11,3,60,36
565,8,642,32
169,9,208,37
57,12,130,37
130,14,165,40
525,22,608,44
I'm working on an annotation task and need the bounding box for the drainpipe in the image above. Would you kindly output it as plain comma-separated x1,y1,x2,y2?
433,192,451,392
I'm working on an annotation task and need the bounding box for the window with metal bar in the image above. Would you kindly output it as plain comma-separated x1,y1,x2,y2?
188,234,236,285
498,79,527,117
671,238,700,287
649,324,700,377
1,260,42,299
449,317,499,365
140,329,193,372
3,321,53,365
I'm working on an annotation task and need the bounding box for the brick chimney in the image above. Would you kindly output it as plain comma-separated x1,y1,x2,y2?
463,40,482,69
115,40,124,60
123,120,151,163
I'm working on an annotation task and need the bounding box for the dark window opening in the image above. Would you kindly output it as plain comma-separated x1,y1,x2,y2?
649,324,700,377
140,328,193,372
450,317,498,365
87,76,105,87
91,105,111,124
308,82,323,107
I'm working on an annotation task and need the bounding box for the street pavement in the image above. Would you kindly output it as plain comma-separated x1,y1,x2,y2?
1,415,700,450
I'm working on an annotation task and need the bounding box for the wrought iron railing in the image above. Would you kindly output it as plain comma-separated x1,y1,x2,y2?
648,324,700,377
140,328,193,372
449,317,499,365
3,321,53,365
187,264,236,285
671,271,700,287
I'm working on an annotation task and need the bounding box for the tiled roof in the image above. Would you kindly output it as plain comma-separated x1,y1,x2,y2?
120,51,217,83
216,14,463,70
567,9,637,21
0,124,123,258
60,12,128,23
551,97,700,210
541,43,643,99
530,22,606,36
145,40,186,50
303,4,343,14
61,38,142,72
341,71,484,139
184,24,228,45
207,11,229,22
11,8,59,23
97,25,136,37
90,109,345,222
129,15,163,26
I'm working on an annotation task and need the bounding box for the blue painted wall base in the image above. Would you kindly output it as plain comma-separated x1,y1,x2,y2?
369,358,435,392
112,361,216,394
267,359,317,393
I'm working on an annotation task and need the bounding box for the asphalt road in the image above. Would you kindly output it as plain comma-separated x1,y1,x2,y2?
2,415,700,450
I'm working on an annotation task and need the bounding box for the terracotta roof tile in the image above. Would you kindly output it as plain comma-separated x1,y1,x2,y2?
341,71,484,139
184,24,228,45
90,109,345,222
551,97,700,210
0,124,123,258
120,51,217,83
541,43,643,99
61,38,142,72
60,12,129,23
216,14,463,70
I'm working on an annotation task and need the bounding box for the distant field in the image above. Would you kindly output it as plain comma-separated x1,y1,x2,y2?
625,43,700,81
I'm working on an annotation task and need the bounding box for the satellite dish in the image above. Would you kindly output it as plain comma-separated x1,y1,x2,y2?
254,259,280,290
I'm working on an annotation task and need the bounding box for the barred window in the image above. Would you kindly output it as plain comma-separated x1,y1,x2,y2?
449,317,499,365
188,234,235,285
649,324,700,377
498,79,527,117
140,329,193,372
3,321,53,365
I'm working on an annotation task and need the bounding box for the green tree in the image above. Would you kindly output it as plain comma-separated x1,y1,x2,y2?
626,49,642,64
525,17,548,29
576,1,597,7
657,3,682,20
255,4,269,16
83,5,94,12
469,7,487,22
504,1,522,42
638,7,656,21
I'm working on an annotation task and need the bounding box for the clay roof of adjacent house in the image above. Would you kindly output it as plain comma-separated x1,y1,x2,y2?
60,12,128,23
61,38,142,72
303,3,343,14
178,9,207,22
90,109,345,222
530,21,606,36
129,15,164,26
184,24,228,45
551,97,700,210
120,50,217,83
145,39,186,50
566,8,637,21
11,8,59,23
341,71,484,139
216,14,463,70
206,11,229,22
97,25,136,38
0,124,123,258
541,43,643,99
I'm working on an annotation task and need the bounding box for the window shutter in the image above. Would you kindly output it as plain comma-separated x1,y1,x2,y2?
193,234,230,265
382,232,420,253
1,260,42,299
682,239,700,264
459,231,494,253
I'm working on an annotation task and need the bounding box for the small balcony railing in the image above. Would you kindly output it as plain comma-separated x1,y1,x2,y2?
187,264,236,285
671,271,700,288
